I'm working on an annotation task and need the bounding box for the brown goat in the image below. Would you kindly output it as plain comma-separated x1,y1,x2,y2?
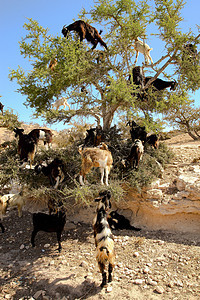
79,143,113,186
62,20,107,50
48,58,57,71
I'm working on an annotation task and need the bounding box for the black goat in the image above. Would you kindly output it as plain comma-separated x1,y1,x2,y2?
0,102,4,114
62,20,107,50
183,43,198,62
144,77,177,91
129,66,144,88
108,211,141,231
126,121,147,144
14,127,37,168
35,158,65,189
84,125,104,147
0,222,5,233
145,134,159,149
31,206,66,252
93,190,115,287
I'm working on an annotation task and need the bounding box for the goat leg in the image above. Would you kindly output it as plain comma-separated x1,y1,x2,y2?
31,230,37,247
108,263,114,283
57,231,62,252
98,262,107,287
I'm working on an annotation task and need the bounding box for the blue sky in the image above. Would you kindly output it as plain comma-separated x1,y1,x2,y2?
0,0,199,131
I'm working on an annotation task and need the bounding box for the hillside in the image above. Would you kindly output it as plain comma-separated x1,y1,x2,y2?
0,128,200,299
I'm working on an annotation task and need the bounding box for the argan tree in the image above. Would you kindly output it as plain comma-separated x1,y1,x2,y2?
9,0,200,131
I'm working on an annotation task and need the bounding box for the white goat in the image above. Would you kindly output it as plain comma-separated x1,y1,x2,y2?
52,97,70,110
0,193,25,219
133,38,153,65
79,143,113,186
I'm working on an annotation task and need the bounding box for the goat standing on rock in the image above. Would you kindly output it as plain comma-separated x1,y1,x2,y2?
93,190,115,287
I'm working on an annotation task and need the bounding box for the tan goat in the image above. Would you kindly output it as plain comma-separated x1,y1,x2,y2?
79,143,113,186
52,97,71,110
0,193,25,219
133,37,153,65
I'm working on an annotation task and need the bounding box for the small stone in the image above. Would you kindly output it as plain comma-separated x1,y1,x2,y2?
133,251,139,257
33,290,46,299
134,279,144,285
106,286,112,292
154,286,164,294
44,244,50,248
80,261,88,268
20,244,25,250
143,266,150,274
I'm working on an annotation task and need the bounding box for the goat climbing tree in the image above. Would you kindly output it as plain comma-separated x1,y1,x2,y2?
9,0,200,131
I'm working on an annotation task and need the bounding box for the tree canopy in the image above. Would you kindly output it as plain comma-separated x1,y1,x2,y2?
9,0,200,131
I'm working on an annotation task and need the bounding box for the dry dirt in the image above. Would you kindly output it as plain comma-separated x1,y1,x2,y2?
0,131,200,300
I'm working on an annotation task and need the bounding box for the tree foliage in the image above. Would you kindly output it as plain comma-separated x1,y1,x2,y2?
9,0,200,131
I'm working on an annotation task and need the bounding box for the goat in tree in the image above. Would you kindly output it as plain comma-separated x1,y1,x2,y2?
62,20,107,50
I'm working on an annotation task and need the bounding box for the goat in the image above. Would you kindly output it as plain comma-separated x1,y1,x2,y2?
183,43,198,63
0,221,5,233
79,143,113,186
145,134,159,149
126,121,147,144
122,139,144,169
93,190,115,287
128,66,144,88
28,128,53,149
84,125,103,147
62,20,107,50
13,127,37,168
48,58,57,71
0,102,4,114
35,158,65,189
144,77,177,91
133,38,153,65
0,193,24,219
107,211,141,231
52,97,70,110
31,205,66,252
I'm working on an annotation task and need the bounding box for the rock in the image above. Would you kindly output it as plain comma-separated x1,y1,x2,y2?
33,290,46,299
44,244,50,248
20,244,25,250
134,279,144,285
154,286,164,294
106,286,112,292
133,251,139,257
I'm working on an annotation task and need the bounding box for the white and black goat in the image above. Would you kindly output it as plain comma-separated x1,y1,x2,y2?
31,204,66,252
28,128,53,149
14,127,37,168
35,158,65,189
122,139,144,169
108,211,141,231
93,190,115,287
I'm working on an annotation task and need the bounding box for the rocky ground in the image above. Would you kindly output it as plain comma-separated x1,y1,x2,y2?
0,132,200,300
